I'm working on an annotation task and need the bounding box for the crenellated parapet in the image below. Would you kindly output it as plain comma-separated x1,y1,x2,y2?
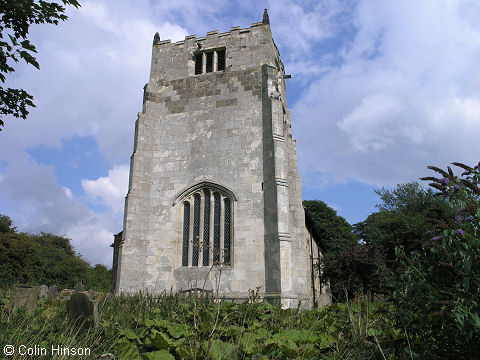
148,11,284,83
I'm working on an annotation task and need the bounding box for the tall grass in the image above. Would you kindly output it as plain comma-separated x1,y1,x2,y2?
0,290,402,359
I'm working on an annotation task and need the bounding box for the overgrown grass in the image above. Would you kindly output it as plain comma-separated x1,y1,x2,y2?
0,291,405,359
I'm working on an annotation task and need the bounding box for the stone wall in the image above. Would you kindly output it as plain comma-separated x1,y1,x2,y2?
116,13,316,307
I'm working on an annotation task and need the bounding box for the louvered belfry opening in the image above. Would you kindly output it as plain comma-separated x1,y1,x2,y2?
180,187,233,267
206,52,213,73
216,49,226,71
193,48,226,75
194,53,203,75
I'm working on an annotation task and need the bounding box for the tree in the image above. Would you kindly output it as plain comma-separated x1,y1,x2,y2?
303,200,357,250
316,183,449,301
0,214,16,233
354,182,450,270
303,200,365,300
0,0,80,130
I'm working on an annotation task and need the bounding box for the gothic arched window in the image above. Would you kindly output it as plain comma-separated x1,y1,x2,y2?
176,182,235,267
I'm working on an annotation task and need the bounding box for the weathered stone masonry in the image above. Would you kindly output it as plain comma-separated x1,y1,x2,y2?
113,10,331,308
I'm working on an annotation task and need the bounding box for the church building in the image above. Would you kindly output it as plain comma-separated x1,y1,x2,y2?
112,10,331,308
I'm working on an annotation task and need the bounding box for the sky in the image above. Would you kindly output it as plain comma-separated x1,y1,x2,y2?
1,0,480,267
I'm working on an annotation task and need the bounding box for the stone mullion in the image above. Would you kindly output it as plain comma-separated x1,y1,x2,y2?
213,51,218,72
202,52,206,74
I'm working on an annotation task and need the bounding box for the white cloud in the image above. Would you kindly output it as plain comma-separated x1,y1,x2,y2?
293,0,480,186
0,154,118,265
65,216,118,266
63,187,74,199
82,164,129,213
269,0,349,51
338,93,402,152
266,0,354,83
0,0,188,163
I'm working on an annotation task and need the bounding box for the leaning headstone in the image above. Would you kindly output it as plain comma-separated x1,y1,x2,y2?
48,285,58,299
66,292,98,328
12,286,39,311
39,284,49,298
74,282,85,292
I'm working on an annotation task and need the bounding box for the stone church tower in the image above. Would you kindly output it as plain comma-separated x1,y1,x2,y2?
113,10,330,308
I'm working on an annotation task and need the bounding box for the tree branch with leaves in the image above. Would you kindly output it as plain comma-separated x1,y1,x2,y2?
0,0,80,130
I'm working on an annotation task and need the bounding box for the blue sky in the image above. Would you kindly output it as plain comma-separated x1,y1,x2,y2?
1,0,480,266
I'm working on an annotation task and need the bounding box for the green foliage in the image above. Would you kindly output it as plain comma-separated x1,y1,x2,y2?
0,214,16,233
332,182,451,300
110,294,399,359
303,200,357,250
0,0,80,130
355,182,449,261
322,240,385,301
389,162,480,358
0,289,413,359
0,214,110,291
85,264,111,292
303,200,372,300
318,183,452,302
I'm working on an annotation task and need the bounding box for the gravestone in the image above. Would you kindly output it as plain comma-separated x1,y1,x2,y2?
39,284,49,298
74,282,85,292
66,292,98,328
12,286,39,311
48,285,58,299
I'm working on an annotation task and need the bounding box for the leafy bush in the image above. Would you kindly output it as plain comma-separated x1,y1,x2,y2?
389,162,480,358
321,241,385,301
0,215,111,291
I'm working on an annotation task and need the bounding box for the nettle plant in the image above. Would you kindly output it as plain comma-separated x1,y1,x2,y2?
391,162,479,358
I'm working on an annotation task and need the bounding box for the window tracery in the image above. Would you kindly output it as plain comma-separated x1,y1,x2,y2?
177,184,234,266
